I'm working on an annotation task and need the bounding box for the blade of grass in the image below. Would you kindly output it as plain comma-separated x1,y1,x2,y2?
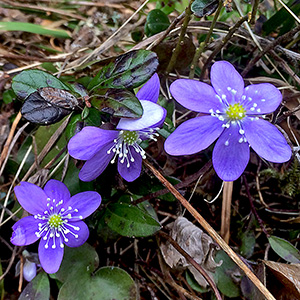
0,22,71,38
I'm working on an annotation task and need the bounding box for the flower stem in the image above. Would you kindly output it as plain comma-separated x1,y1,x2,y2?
144,160,276,300
165,0,195,75
200,14,249,80
189,0,223,79
220,181,233,244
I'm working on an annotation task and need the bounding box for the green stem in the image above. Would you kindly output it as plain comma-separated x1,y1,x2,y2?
165,0,195,75
189,0,223,79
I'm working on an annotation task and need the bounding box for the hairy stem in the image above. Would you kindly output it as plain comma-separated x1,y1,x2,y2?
166,0,195,74
189,0,223,79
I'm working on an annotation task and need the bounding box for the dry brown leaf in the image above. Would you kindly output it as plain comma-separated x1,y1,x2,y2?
160,216,220,288
263,260,300,299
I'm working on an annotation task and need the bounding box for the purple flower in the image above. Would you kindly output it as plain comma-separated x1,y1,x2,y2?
164,61,291,181
68,73,166,182
11,180,101,274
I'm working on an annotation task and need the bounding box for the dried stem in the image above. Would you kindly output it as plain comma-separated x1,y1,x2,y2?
166,0,195,74
159,231,222,300
144,160,276,300
189,0,223,79
200,14,249,80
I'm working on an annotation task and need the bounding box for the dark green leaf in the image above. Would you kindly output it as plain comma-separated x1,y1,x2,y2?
214,251,241,298
240,231,256,259
191,0,219,17
58,267,136,300
262,0,300,35
54,244,99,283
144,9,170,37
268,235,300,263
12,70,70,100
88,50,158,91
18,272,50,300
104,202,161,237
91,89,143,119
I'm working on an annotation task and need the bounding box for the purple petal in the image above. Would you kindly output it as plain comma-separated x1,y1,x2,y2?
210,61,244,105
164,116,224,155
38,237,64,274
242,83,282,114
136,73,160,103
44,179,70,202
213,125,250,181
11,216,40,246
170,79,222,113
116,100,166,131
65,191,101,219
243,118,291,162
14,182,48,215
23,260,37,282
64,221,89,247
79,142,114,182
68,127,118,160
118,147,142,182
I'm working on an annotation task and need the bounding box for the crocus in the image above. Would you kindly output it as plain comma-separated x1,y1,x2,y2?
164,61,291,181
68,73,166,182
11,180,101,274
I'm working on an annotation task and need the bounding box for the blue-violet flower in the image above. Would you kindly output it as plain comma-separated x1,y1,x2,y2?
68,73,167,182
164,61,291,181
11,179,101,274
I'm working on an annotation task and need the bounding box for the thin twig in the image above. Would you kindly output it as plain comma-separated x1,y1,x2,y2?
241,24,300,77
144,160,276,300
200,15,249,80
250,0,260,24
243,176,270,238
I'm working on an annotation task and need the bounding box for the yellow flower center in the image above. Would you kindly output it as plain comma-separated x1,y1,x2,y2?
48,214,63,228
226,103,246,120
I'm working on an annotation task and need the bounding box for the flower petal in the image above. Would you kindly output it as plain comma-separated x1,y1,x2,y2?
38,237,64,274
118,147,142,182
164,116,224,155
117,100,166,131
14,182,47,215
23,260,37,282
44,179,70,202
210,61,244,105
242,83,282,114
65,191,101,219
136,73,160,103
79,143,114,182
243,118,291,162
170,79,222,113
213,125,250,181
64,221,89,247
11,216,40,246
68,127,118,160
